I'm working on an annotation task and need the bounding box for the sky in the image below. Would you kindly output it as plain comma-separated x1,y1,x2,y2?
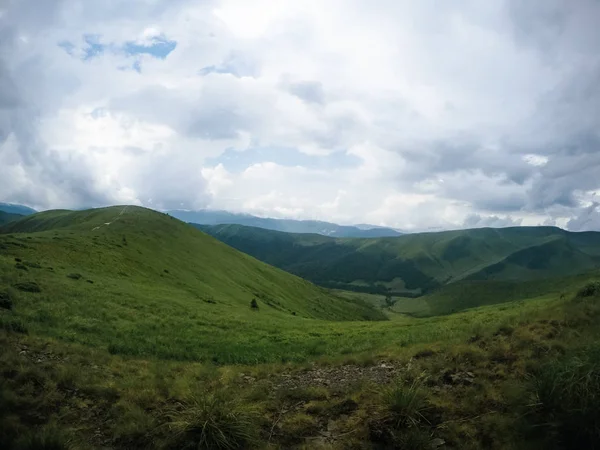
1,0,599,231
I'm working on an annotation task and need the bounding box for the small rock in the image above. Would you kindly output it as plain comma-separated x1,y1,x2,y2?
466,371,475,378
36,358,42,363
431,437,446,448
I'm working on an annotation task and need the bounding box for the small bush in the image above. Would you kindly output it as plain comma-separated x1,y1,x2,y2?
24,261,42,269
0,291,13,310
66,273,82,280
86,280,94,284
250,299,259,310
15,263,28,271
166,391,258,450
14,257,22,262
13,282,41,293
164,269,169,274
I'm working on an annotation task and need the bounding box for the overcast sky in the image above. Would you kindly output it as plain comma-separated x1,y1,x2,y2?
1,0,599,231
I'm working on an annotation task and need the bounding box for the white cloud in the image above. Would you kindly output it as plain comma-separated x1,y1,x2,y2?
1,0,599,230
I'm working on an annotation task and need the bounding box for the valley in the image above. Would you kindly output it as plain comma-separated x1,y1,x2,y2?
1,206,600,449
197,223,600,296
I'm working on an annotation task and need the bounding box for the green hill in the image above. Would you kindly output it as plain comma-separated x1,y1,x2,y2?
0,206,384,363
0,211,22,226
196,224,600,295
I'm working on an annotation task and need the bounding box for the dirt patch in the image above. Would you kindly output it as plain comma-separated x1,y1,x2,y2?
274,360,406,391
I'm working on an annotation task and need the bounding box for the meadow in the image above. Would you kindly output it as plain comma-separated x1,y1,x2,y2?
1,206,600,449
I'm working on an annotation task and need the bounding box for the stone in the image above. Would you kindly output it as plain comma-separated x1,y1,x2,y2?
431,437,446,448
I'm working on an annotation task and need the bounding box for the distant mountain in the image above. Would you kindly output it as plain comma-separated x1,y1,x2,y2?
0,202,37,216
167,209,402,237
197,224,600,296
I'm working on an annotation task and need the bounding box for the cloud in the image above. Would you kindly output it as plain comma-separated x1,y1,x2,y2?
0,0,599,230
567,202,600,232
463,213,522,229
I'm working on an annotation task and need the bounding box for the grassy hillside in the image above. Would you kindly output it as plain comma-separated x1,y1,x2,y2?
0,206,385,364
197,223,600,295
391,271,598,317
0,211,22,226
3,206,600,448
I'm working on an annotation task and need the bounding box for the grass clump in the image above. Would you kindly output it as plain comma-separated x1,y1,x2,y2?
166,391,258,450
66,273,82,280
0,317,28,334
381,379,429,429
10,427,71,450
369,378,431,447
13,282,41,293
577,281,600,299
528,346,600,448
0,291,13,310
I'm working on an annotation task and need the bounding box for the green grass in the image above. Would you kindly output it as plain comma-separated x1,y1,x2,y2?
198,223,600,295
390,273,597,317
0,206,390,364
3,206,600,448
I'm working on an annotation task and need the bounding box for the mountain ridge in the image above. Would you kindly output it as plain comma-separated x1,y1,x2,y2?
197,223,600,296
168,208,403,237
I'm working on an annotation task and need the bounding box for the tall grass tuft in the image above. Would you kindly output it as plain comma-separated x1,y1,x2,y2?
381,378,429,429
529,346,600,448
166,390,258,450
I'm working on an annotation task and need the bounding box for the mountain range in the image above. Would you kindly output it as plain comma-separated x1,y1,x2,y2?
167,209,402,237
196,223,600,296
0,202,36,216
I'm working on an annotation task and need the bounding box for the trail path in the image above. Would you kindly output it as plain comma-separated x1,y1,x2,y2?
91,205,129,231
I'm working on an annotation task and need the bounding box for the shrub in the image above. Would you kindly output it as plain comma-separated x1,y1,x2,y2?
15,263,28,271
66,273,82,280
13,282,41,293
166,391,258,450
24,261,42,269
0,291,13,310
250,299,259,310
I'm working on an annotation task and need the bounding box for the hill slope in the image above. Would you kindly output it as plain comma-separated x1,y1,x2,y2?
0,211,22,225
0,206,384,363
197,224,600,295
168,209,402,237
